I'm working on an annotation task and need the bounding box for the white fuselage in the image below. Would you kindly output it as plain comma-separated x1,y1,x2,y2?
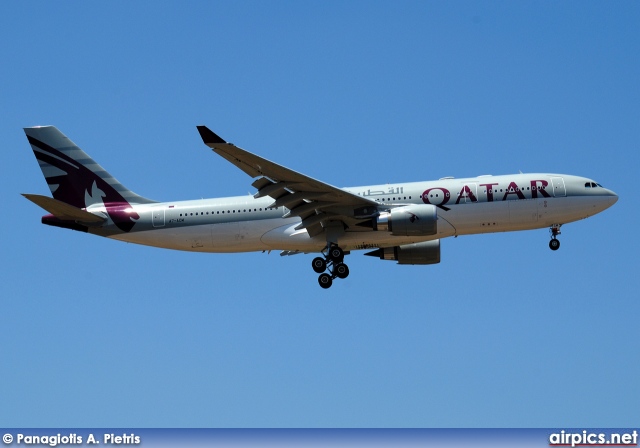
95,173,617,254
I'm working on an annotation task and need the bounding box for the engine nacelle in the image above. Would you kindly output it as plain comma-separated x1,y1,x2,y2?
365,240,441,265
376,204,437,236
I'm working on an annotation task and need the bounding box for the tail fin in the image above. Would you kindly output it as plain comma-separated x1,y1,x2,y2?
24,126,156,209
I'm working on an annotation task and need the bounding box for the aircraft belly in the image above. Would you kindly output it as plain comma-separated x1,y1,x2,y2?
110,221,275,253
260,222,449,253
446,202,511,235
537,196,611,226
436,212,457,237
110,225,214,251
261,223,325,252
210,219,278,252
508,199,539,230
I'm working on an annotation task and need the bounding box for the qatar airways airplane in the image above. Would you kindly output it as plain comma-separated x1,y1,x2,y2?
23,125,618,288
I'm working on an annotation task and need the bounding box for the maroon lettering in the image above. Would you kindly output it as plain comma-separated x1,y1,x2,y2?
502,181,526,201
479,183,499,202
421,187,450,207
455,185,478,204
530,180,551,198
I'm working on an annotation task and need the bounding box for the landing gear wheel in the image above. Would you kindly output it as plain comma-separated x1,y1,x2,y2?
328,246,344,261
318,273,333,289
549,239,560,251
312,257,327,273
334,263,350,279
314,245,347,287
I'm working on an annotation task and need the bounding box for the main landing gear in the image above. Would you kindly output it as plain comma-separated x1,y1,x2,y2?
549,224,561,251
312,244,350,289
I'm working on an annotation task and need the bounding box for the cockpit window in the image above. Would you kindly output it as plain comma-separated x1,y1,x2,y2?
585,182,602,188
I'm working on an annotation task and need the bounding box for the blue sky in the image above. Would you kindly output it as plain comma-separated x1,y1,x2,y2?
1,1,638,427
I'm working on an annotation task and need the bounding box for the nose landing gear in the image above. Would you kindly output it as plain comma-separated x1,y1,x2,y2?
312,244,349,289
549,224,561,251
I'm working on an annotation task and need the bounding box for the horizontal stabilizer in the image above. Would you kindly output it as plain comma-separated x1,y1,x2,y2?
22,194,106,223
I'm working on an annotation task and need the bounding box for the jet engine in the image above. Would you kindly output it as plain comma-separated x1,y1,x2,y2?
375,204,438,236
365,240,441,265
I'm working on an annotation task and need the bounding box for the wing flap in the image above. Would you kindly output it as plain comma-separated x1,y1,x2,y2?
252,177,277,192
305,223,325,238
283,201,334,219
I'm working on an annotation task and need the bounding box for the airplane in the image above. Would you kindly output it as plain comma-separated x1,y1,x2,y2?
23,125,618,288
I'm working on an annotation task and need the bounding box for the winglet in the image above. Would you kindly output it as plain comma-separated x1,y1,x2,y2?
196,126,226,144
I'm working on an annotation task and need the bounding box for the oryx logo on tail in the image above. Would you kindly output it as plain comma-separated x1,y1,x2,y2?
25,127,155,232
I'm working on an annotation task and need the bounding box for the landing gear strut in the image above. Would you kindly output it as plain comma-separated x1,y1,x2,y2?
312,244,349,289
549,224,561,251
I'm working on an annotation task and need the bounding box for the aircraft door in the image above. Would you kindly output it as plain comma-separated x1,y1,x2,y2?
152,208,165,227
551,177,566,197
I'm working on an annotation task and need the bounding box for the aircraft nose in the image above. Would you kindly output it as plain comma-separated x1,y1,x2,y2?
603,189,618,207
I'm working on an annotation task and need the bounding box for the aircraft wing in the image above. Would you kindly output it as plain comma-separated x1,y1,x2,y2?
197,126,378,237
